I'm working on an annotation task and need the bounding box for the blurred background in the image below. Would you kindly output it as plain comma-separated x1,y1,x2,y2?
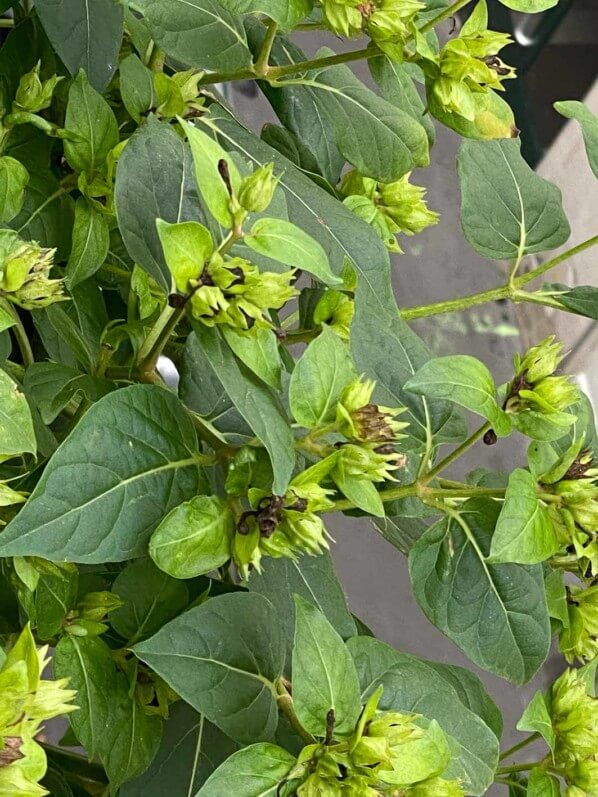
226,0,598,764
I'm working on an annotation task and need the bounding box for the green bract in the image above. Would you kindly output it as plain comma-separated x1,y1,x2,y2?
0,1,596,794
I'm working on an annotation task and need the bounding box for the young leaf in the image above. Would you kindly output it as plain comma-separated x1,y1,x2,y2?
0,366,37,459
63,71,119,174
488,469,558,564
23,362,112,425
138,0,252,72
115,117,204,290
110,558,189,643
245,217,341,287
193,324,295,495
248,552,356,665
334,469,385,517
35,568,79,641
149,495,234,579
497,0,558,9
217,0,312,29
121,704,237,797
35,0,123,91
196,744,296,797
292,595,362,737
134,593,285,744
0,155,29,222
222,326,282,390
527,768,560,797
404,355,511,436
66,197,110,287
289,325,355,429
0,385,204,562
347,636,500,796
156,219,213,293
555,101,598,178
458,138,571,260
555,285,598,320
409,498,551,684
120,53,156,123
516,690,555,751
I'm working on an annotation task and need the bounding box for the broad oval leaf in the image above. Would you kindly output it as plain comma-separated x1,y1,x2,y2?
196,743,296,797
137,0,252,72
119,53,156,124
66,196,110,288
133,592,285,744
115,117,205,290
458,138,571,260
409,498,551,684
0,385,204,562
0,155,28,223
292,595,361,737
64,70,119,174
347,636,501,795
222,326,282,390
488,468,559,564
149,495,234,579
554,285,598,320
555,101,598,179
35,0,124,91
218,0,312,29
0,366,36,459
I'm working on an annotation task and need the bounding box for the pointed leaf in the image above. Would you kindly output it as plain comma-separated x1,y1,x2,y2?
218,0,312,29
64,71,119,174
516,690,555,752
222,326,282,390
66,197,110,287
196,744,296,797
0,156,28,223
0,367,36,459
555,101,598,178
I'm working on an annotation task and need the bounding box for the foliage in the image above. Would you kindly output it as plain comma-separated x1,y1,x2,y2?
0,0,597,795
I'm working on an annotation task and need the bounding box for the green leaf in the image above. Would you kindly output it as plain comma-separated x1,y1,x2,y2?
64,70,119,174
110,558,189,643
23,362,112,425
193,324,295,495
120,53,156,123
370,55,436,146
134,593,285,744
35,568,79,641
428,79,517,141
0,156,29,223
545,568,569,630
307,50,429,182
405,355,511,436
35,0,123,91
0,385,204,562
488,469,558,564
511,409,576,442
498,0,558,11
248,551,356,665
289,326,355,429
9,169,73,257
222,326,282,390
121,704,237,797
66,197,110,287
196,743,296,797
149,495,234,579
292,595,361,737
218,0,312,29
458,138,571,261
0,366,36,459
516,690,555,752
334,469,385,517
527,768,560,797
245,217,340,287
115,117,205,290
555,101,598,178
555,285,598,320
347,636,500,796
156,219,213,293
54,635,162,789
409,498,550,684
138,0,252,72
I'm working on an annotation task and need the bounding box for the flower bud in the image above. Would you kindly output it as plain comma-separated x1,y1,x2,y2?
238,163,279,213
515,336,565,384
13,62,61,114
551,669,598,765
313,290,355,340
559,585,598,663
0,234,64,310
378,175,439,236
563,758,598,797
337,378,409,443
337,442,405,483
320,0,363,37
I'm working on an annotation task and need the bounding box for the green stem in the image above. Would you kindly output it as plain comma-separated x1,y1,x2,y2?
255,18,279,76
419,0,474,32
137,303,181,373
268,46,378,80
518,234,598,285
500,733,540,761
401,285,511,320
276,680,316,745
0,18,14,27
498,763,542,775
423,423,491,484
2,302,34,367
282,327,320,345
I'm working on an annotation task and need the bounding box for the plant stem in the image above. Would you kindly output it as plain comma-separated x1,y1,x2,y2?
2,302,34,367
423,422,491,484
255,18,278,76
137,303,182,374
0,18,14,27
497,763,542,775
500,733,540,761
328,480,504,513
268,46,378,80
401,285,512,320
419,0,474,32
276,680,316,745
518,234,598,285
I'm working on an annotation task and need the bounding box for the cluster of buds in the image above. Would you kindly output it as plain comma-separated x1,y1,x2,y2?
233,481,334,578
0,231,64,310
320,0,424,61
313,290,355,341
560,584,598,664
117,654,179,719
549,669,598,796
154,69,205,119
189,252,297,330
0,625,76,795
63,590,123,638
12,63,62,116
290,687,463,795
428,2,515,124
539,438,598,582
339,170,438,253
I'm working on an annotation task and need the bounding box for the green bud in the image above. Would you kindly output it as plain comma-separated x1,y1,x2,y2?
77,590,123,623
238,163,279,213
320,0,363,37
518,375,579,414
560,585,598,664
337,377,409,443
551,668,598,766
13,62,62,114
0,235,64,310
233,524,262,580
313,290,355,341
336,442,405,483
563,758,598,797
515,336,565,383
378,174,439,236
66,619,109,637
366,0,424,61
339,169,378,200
